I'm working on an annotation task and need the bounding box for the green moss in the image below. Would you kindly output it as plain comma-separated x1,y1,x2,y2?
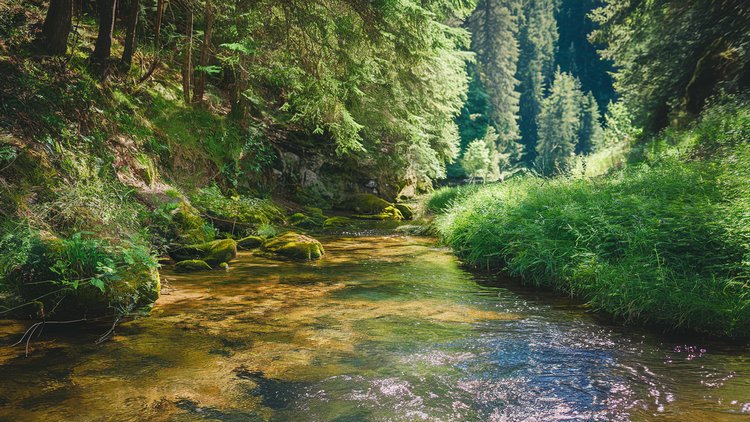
169,238,238,266
171,202,214,244
393,204,414,220
352,205,403,221
174,259,212,272
346,193,392,214
237,235,263,250
324,216,354,228
289,211,325,229
262,232,325,261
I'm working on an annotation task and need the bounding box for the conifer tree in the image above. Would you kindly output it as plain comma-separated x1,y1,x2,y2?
577,91,603,155
468,0,522,144
461,138,492,182
516,0,557,163
535,70,583,176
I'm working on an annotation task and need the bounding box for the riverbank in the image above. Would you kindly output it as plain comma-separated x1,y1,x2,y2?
430,98,750,338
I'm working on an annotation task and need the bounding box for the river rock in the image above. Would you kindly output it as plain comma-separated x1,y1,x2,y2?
262,232,325,261
237,235,263,250
174,259,212,272
169,238,238,266
324,216,353,228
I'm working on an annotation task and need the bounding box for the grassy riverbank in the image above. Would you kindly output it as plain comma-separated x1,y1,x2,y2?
431,99,750,338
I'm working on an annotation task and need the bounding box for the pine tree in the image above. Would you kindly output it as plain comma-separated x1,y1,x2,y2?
557,0,615,113
461,138,492,182
516,0,557,163
535,70,583,176
468,0,522,143
577,92,603,155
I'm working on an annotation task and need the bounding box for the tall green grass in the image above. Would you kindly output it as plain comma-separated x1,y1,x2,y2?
425,184,482,214
433,101,750,337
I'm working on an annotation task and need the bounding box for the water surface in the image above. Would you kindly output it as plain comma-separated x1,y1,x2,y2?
0,233,749,420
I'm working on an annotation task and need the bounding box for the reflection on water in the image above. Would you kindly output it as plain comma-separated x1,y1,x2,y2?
0,233,748,421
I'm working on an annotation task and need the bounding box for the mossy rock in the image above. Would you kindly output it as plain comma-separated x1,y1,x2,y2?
6,236,160,319
171,202,213,244
237,235,263,250
352,205,403,221
262,232,325,261
303,207,325,218
168,239,238,266
393,204,414,220
346,193,392,214
324,216,354,228
174,260,212,272
289,212,323,229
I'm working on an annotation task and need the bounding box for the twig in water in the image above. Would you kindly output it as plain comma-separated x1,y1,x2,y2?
95,316,121,345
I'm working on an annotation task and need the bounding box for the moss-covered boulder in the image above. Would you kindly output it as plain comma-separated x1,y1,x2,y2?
262,232,325,261
237,235,263,250
352,205,404,220
394,204,414,220
289,213,322,229
168,239,238,266
346,193,392,214
6,235,160,319
324,216,354,228
174,259,212,272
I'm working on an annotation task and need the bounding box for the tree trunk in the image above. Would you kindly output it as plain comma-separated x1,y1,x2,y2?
41,0,73,55
192,0,214,105
154,0,165,49
182,9,194,105
120,0,139,67
92,0,117,63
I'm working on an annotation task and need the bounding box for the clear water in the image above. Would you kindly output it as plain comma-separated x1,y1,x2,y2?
0,233,748,421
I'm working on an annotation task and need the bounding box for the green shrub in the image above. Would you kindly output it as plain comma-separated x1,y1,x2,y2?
4,232,160,319
0,219,34,282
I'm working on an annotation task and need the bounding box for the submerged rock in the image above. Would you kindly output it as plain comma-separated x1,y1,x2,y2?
324,216,354,228
395,224,431,236
262,232,325,261
169,239,238,266
237,235,263,250
174,259,212,272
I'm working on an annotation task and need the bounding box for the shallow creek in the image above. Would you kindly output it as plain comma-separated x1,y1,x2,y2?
0,231,749,421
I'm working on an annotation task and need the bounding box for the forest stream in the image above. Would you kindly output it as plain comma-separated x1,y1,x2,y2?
0,230,748,421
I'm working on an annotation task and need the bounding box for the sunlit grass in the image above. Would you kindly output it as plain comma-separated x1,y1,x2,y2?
432,99,750,337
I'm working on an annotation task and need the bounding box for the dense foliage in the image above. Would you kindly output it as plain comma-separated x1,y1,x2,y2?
592,0,750,131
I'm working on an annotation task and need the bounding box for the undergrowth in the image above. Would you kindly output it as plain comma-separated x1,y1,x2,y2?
433,99,750,337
